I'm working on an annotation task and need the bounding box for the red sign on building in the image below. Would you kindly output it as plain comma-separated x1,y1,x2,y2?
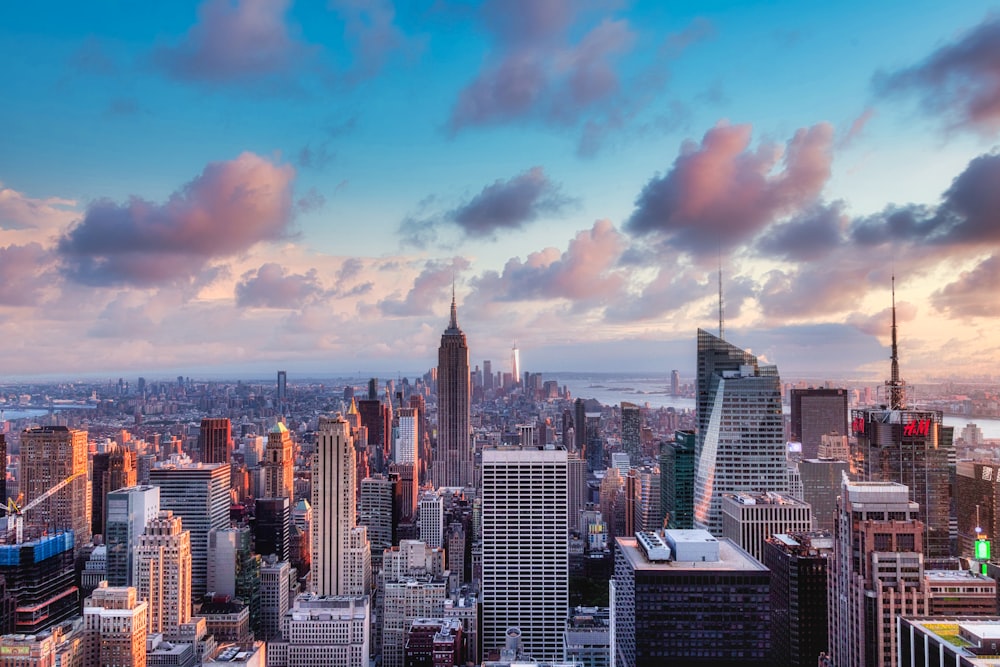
902,418,931,437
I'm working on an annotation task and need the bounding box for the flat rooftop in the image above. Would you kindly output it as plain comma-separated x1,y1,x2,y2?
617,536,766,573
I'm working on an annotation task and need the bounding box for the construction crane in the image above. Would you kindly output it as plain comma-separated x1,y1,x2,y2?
3,471,84,545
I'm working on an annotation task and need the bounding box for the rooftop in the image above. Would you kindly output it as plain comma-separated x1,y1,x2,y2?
617,535,766,573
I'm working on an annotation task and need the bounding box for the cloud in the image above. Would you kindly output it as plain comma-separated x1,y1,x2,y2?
154,0,311,84
469,219,627,306
0,183,78,231
451,167,572,237
847,302,918,336
932,254,1000,317
329,0,418,81
378,257,470,316
58,152,295,286
236,263,325,308
756,202,847,261
625,122,834,255
840,107,875,147
0,243,55,306
875,14,1000,134
851,151,1000,247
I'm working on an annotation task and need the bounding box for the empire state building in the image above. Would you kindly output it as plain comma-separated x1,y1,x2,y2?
433,294,473,488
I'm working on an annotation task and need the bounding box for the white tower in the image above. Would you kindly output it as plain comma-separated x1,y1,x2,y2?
133,510,191,635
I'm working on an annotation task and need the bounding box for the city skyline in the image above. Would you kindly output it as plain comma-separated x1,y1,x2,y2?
3,1,1000,378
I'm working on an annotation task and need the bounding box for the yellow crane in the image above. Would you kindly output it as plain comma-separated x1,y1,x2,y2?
4,471,84,544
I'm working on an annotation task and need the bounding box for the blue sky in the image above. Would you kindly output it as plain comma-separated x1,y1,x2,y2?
2,0,1000,379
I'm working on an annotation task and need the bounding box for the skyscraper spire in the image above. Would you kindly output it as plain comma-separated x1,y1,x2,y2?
887,275,905,410
449,280,458,330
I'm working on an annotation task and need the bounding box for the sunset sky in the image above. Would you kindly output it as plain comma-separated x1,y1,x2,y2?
2,1,1000,380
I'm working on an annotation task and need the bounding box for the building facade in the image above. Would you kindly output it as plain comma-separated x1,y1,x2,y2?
19,426,90,546
133,510,192,635
106,484,161,587
789,388,849,459
264,422,294,501
720,491,813,563
434,296,473,489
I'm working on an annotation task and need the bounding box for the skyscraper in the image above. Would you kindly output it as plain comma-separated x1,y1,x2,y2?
20,425,90,546
693,329,788,535
789,387,849,459
264,421,294,501
254,496,291,562
276,370,287,405
133,510,192,635
311,414,371,596
434,294,472,489
482,447,568,662
510,343,520,387
105,485,161,587
149,462,230,599
660,430,695,529
620,402,641,462
828,476,926,667
83,584,148,667
394,407,418,465
91,445,136,537
198,418,232,465
851,284,953,558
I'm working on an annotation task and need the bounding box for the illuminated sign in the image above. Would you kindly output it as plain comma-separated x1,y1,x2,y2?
902,419,931,438
0,647,30,656
976,539,991,560
852,417,866,434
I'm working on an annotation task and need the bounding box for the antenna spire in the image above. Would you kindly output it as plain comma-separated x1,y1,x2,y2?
449,277,458,329
887,274,905,410
718,251,725,341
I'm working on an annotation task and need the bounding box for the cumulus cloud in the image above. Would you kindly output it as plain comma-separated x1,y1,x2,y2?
236,263,325,308
875,14,1000,134
0,184,77,231
329,0,417,81
155,0,310,84
932,255,1000,317
469,220,627,306
451,167,572,237
0,243,55,306
378,257,470,317
847,301,918,336
58,152,295,286
625,122,834,254
851,151,1000,247
756,202,847,261
448,2,711,151
605,268,755,323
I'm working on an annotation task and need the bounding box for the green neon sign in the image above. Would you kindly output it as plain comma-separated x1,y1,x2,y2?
976,539,991,560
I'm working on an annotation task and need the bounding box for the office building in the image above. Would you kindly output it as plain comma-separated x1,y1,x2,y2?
267,595,370,667
798,457,851,533
0,532,77,634
395,407,419,465
789,388,849,460
620,403,641,462
198,418,232,465
389,461,417,523
828,476,927,667
264,421,294,501
563,606,610,667
149,462,230,599
92,445,137,537
359,475,394,565
924,569,997,616
19,425,90,546
134,510,192,635
106,484,161,587
720,491,812,563
482,447,568,662
83,583,148,667
693,329,788,535
277,370,287,405
660,430,695,529
382,575,448,667
311,414,371,596
567,454,588,533
898,618,1000,667
404,617,464,667
259,558,292,642
763,531,833,667
627,466,661,535
254,496,291,562
434,294,473,489
957,461,1000,559
613,529,770,666
419,489,445,549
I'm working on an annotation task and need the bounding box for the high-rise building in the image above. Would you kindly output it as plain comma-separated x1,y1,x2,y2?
434,294,473,489
957,461,1000,559
693,329,788,535
482,447,568,662
660,430,695,529
620,403,641,462
267,595,370,667
148,461,230,600
19,426,90,546
311,414,371,596
259,558,291,642
828,476,927,667
264,421,294,501
789,388,849,459
91,445,137,537
627,466,661,535
670,370,680,396
359,476,394,565
567,454,588,533
277,370,287,405
613,530,771,666
133,510,192,635
419,489,445,549
382,575,448,667
404,618,464,667
720,491,813,563
198,418,232,465
395,408,418,465
511,344,520,387
105,485,161,587
255,496,291,562
0,532,77,634
389,461,417,523
483,360,493,391
763,531,833,667
83,583,148,667
798,457,851,533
